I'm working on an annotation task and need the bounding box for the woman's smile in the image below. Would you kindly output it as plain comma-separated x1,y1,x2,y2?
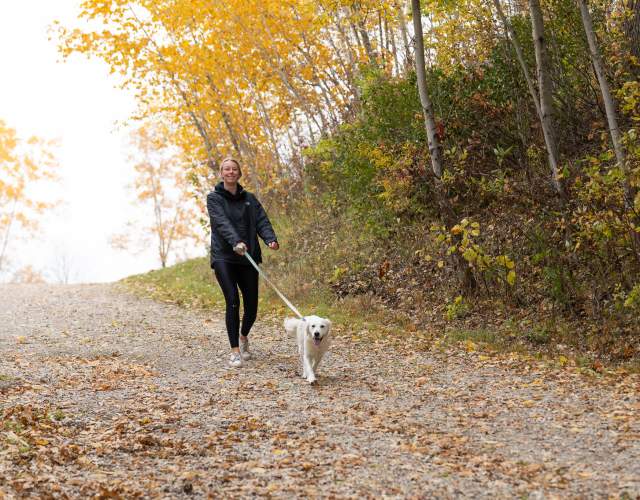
222,169,239,183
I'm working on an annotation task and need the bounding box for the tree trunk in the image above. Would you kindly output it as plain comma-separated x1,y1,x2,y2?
388,14,401,75
129,6,217,167
352,4,376,64
350,20,363,51
285,127,303,180
149,167,168,269
493,0,565,199
328,10,360,101
378,11,386,67
623,0,640,67
383,12,391,60
529,0,565,199
396,0,413,69
298,31,353,110
411,0,475,290
303,112,318,144
0,197,17,272
411,0,444,178
250,83,284,169
578,0,634,207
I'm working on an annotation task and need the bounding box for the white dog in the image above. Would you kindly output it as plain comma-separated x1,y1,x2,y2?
284,315,332,384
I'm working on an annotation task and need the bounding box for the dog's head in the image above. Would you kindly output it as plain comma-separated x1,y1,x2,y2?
304,315,331,346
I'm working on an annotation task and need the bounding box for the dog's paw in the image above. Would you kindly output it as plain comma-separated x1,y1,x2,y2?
306,376,317,385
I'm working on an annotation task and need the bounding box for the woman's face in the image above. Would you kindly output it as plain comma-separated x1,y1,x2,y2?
220,161,241,184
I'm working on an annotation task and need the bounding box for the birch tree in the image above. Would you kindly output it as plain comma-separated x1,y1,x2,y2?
111,123,201,268
578,0,634,207
492,0,565,199
0,120,58,273
411,0,475,288
411,0,444,179
395,0,413,69
58,0,404,195
529,0,564,198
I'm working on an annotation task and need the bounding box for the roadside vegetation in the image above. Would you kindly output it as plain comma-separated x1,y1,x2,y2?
61,0,640,369
122,200,640,374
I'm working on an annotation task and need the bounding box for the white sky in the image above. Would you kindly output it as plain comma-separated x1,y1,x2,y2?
0,0,200,284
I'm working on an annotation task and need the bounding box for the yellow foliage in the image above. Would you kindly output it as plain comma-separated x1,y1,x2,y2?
431,218,517,288
111,121,202,268
0,119,59,272
55,0,402,194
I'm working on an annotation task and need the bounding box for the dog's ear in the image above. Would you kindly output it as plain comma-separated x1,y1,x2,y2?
325,318,332,329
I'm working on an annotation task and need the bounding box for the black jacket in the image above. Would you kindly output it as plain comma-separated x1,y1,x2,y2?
206,182,277,267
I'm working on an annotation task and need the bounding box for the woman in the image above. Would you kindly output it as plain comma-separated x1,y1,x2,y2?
206,157,279,367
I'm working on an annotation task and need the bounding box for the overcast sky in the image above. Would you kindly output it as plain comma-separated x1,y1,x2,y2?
0,1,200,284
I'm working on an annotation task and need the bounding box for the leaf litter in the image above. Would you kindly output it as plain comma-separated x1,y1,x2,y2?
0,283,638,498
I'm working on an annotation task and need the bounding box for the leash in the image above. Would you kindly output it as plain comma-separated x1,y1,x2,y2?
243,251,304,320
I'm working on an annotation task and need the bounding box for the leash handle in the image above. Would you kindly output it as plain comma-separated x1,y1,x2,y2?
243,251,304,320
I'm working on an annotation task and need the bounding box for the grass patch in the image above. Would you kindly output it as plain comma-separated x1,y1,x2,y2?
120,208,407,342
120,255,406,345
576,355,594,369
524,325,552,346
121,256,400,335
121,258,224,310
443,328,515,352
50,409,65,422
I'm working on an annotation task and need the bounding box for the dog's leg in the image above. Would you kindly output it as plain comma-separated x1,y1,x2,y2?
303,355,317,384
315,355,325,377
311,356,320,375
297,330,306,378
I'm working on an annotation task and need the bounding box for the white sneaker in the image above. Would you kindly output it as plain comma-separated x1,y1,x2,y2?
228,352,243,367
239,338,251,361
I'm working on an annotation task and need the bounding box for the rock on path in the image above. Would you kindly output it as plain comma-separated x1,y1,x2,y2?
0,283,639,498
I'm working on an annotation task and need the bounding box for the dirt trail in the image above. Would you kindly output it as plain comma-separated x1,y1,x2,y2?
1,283,638,498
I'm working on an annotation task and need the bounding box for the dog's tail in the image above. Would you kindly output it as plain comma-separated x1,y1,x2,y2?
284,317,301,335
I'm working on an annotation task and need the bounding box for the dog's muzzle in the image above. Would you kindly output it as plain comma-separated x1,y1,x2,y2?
313,333,322,346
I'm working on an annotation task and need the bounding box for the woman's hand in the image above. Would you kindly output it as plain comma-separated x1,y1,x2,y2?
233,242,248,255
268,241,279,250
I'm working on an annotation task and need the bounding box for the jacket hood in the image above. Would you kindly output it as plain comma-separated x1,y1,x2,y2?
214,181,246,200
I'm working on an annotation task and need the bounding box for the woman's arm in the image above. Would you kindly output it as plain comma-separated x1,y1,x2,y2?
207,193,243,247
254,197,277,245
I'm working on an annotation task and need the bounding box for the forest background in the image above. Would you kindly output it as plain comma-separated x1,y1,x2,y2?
8,0,640,364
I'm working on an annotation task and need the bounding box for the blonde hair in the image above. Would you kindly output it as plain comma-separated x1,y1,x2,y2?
220,156,242,177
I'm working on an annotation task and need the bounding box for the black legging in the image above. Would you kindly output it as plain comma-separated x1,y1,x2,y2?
213,261,259,348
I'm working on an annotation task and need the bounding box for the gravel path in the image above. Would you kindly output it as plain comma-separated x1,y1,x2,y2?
1,283,639,498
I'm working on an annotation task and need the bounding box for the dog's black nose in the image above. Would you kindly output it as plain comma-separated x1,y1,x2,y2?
314,332,320,338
